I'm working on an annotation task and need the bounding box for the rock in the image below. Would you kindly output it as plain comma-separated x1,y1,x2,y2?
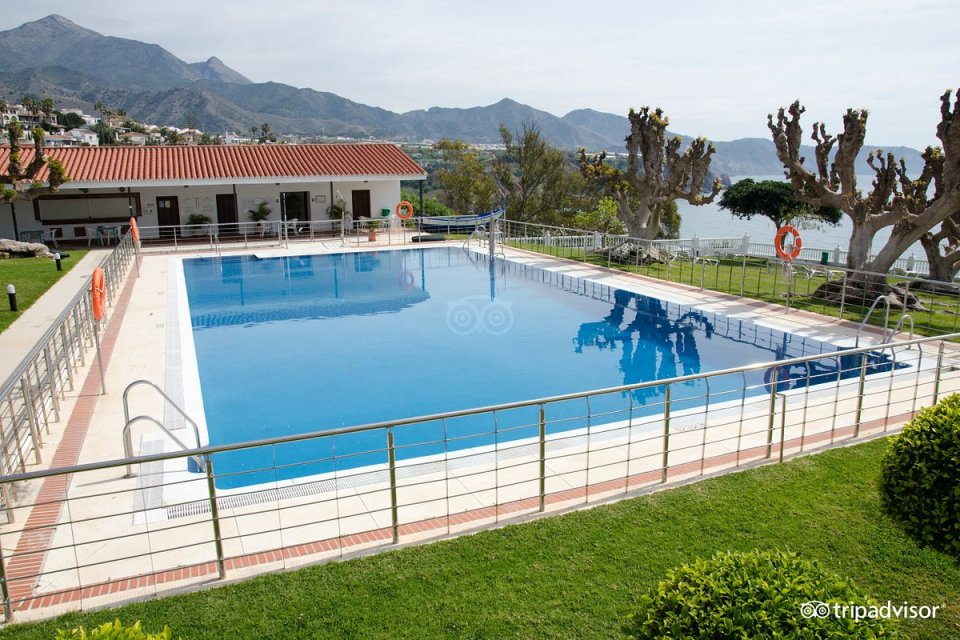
0,238,55,259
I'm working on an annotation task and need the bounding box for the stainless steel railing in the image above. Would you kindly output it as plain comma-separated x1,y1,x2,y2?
0,232,137,522
497,219,960,339
0,331,955,620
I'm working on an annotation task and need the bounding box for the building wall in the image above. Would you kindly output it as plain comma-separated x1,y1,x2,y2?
0,179,403,241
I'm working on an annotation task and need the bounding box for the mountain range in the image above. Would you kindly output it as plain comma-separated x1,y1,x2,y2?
0,15,926,176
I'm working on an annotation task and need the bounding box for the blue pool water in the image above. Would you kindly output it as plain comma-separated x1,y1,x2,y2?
183,248,897,488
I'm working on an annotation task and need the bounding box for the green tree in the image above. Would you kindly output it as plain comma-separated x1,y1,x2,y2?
433,139,496,214
719,178,842,228
579,106,721,241
570,197,626,234
56,111,85,129
493,123,568,223
39,98,55,119
401,188,451,217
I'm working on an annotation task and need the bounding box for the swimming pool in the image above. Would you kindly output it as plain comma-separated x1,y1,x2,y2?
182,247,898,488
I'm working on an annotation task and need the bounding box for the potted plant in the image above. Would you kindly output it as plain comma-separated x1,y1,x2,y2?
247,202,272,235
367,219,380,241
185,213,211,237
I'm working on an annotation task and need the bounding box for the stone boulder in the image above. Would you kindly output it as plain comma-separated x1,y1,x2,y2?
0,238,55,259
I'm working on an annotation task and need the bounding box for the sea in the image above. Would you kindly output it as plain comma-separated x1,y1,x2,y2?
677,176,924,259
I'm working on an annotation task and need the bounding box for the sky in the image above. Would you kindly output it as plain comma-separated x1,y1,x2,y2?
2,0,958,149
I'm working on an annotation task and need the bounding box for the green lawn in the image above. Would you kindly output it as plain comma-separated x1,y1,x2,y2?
3,439,956,639
0,251,88,334
505,242,960,338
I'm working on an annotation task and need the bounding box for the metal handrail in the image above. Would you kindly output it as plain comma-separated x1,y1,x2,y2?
886,314,915,345
0,233,132,399
855,295,891,347
122,379,203,478
2,330,952,486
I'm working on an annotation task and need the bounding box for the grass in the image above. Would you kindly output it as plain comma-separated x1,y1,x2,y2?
2,439,957,639
0,251,88,334
505,242,960,338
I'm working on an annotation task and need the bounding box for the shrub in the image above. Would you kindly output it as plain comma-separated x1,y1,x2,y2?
54,619,177,639
624,550,899,639
880,394,960,557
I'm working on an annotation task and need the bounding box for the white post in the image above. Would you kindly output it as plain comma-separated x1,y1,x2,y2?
742,234,750,254
906,254,916,271
489,219,497,259
833,245,842,264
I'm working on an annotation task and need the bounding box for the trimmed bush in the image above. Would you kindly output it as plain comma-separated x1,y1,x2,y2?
880,393,960,557
624,550,899,639
54,619,177,639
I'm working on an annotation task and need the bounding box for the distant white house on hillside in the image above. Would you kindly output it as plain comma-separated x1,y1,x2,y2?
69,128,99,146
119,131,147,146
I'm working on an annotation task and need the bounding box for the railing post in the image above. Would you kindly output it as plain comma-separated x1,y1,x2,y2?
766,369,779,459
662,385,671,483
60,324,75,391
778,394,787,463
933,341,945,404
43,345,60,422
204,455,226,579
388,429,399,543
838,271,847,319
0,535,12,623
538,404,546,512
854,354,869,438
20,379,42,464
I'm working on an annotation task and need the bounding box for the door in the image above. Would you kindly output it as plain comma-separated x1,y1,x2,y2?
156,196,180,239
280,191,309,222
217,193,238,234
351,190,371,219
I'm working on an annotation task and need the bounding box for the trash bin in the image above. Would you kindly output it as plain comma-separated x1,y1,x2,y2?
381,208,390,218
820,251,830,265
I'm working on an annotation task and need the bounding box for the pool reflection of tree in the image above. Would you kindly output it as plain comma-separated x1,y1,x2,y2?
574,290,715,404
574,290,903,404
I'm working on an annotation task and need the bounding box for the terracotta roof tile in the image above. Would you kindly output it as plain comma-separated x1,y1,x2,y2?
0,143,425,184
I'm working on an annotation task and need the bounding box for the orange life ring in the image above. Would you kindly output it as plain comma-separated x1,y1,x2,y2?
398,271,415,288
774,225,802,261
91,267,107,321
395,200,414,220
129,217,140,244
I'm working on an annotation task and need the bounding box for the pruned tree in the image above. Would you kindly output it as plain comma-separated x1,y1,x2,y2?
1,121,69,238
493,123,569,224
719,178,842,229
578,106,722,241
918,216,960,284
768,90,960,298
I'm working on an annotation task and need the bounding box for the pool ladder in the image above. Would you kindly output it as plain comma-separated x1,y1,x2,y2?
121,379,204,478
854,295,913,347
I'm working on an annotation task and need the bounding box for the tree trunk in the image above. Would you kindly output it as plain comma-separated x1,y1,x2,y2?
845,221,876,272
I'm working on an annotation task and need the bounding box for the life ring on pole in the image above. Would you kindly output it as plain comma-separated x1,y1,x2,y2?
763,366,792,393
398,271,415,288
774,225,802,261
395,200,414,220
129,217,140,244
91,267,107,322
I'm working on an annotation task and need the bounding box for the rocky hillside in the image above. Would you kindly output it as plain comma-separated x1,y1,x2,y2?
0,15,925,176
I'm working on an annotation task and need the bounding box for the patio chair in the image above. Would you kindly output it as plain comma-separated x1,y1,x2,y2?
43,227,62,249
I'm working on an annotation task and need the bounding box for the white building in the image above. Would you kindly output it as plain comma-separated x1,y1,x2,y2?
0,143,426,242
